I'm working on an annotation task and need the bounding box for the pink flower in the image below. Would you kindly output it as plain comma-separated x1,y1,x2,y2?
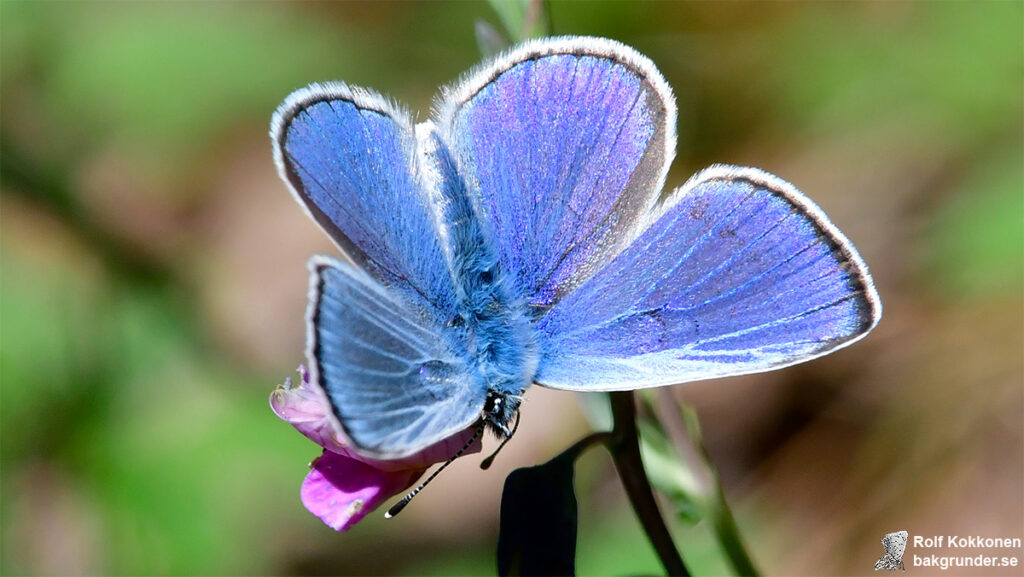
271,367,481,530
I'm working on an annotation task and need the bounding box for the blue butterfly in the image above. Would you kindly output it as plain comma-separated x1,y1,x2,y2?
271,36,881,460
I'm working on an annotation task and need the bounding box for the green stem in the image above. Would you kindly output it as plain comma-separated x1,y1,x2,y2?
708,489,760,577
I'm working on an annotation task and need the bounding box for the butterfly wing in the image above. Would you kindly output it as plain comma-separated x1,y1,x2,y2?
307,256,482,459
273,85,485,457
535,165,881,390
272,83,459,317
435,36,675,307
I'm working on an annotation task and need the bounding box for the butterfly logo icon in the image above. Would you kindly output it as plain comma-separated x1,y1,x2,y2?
271,36,881,462
875,530,909,571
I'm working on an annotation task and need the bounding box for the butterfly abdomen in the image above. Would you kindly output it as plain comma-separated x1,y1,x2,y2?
420,125,537,426
449,202,536,427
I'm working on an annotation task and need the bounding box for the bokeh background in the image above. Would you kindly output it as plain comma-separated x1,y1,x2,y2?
2,1,1021,575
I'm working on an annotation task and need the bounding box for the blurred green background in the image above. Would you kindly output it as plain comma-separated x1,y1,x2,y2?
2,1,1021,575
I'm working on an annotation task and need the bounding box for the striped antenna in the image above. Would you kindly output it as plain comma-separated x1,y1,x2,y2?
385,421,486,519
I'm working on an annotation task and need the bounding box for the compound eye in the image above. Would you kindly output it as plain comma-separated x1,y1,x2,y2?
484,391,504,416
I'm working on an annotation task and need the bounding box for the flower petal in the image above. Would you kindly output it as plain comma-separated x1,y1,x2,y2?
270,367,349,454
273,367,484,470
301,450,423,531
370,425,483,472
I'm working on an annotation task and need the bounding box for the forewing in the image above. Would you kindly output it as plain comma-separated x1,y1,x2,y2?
272,83,458,317
436,36,676,306
307,256,483,459
536,165,881,390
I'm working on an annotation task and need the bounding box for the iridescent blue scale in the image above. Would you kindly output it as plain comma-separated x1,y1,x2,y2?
271,36,880,459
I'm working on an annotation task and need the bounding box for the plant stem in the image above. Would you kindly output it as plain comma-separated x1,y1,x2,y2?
708,491,760,577
557,431,614,463
606,392,690,577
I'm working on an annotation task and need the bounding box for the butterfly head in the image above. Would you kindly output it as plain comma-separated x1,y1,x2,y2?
483,390,520,437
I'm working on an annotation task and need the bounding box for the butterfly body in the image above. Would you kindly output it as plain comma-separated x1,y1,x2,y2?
272,36,881,460
419,124,536,432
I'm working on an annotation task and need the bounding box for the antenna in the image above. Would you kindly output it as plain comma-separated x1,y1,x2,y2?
480,410,520,470
385,421,485,519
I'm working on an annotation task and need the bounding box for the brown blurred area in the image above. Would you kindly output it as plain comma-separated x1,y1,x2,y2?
2,2,1021,575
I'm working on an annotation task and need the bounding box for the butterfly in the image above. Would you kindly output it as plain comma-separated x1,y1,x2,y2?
874,530,908,571
270,36,881,460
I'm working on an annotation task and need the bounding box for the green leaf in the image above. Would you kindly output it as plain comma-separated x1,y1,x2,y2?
576,392,613,432
486,0,550,42
637,419,706,524
476,19,511,58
